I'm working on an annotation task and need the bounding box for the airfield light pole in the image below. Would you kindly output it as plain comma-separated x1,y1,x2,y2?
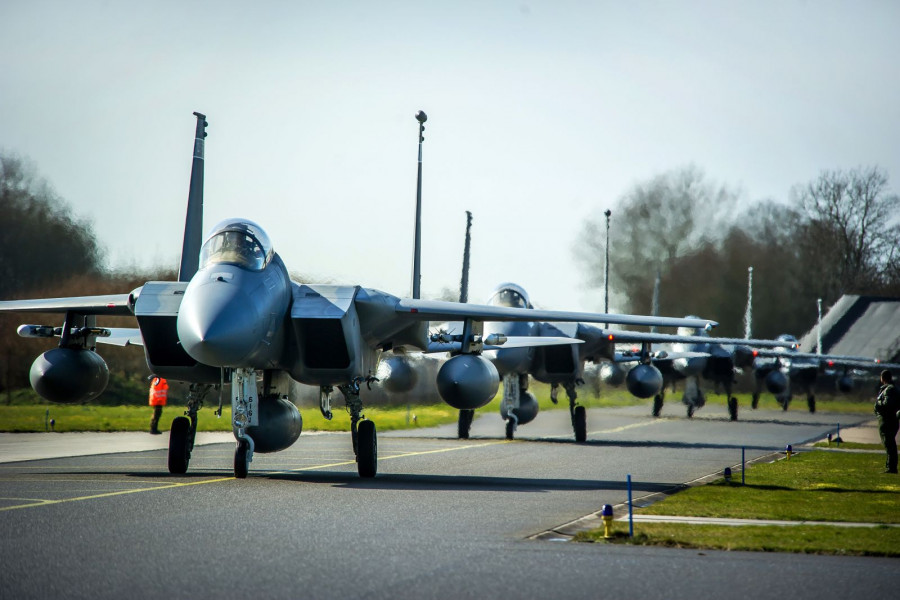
603,209,611,327
817,298,823,355
412,111,427,300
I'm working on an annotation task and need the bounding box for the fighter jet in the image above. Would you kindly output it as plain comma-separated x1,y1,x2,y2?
471,284,797,438
0,112,719,479
740,274,900,412
748,335,900,412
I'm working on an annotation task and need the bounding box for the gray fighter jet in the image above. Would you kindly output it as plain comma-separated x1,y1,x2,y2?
749,335,900,412
1,112,718,479
460,283,794,440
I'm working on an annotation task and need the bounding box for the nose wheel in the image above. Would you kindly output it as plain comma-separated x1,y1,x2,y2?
168,416,191,474
652,394,664,417
356,419,377,478
234,439,251,479
572,405,587,443
727,397,738,421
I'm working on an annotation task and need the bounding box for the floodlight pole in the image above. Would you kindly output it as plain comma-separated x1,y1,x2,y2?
412,110,427,300
603,209,611,327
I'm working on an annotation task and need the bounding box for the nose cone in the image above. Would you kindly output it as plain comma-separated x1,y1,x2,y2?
177,278,261,367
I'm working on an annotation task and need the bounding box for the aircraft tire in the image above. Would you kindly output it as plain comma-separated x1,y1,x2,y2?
168,416,191,474
807,395,816,413
234,439,250,479
728,397,738,421
751,393,759,410
357,420,377,478
573,405,587,443
686,404,695,419
652,395,663,418
458,409,474,439
505,419,515,440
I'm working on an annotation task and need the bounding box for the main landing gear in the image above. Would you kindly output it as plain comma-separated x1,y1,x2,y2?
554,381,587,443
168,383,213,475
332,376,379,478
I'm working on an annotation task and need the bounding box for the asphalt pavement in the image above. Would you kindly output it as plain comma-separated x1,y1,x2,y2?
0,405,895,600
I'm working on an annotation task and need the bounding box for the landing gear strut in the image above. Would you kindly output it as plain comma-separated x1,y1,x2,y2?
339,376,378,478
458,409,475,439
652,392,664,418
168,383,213,475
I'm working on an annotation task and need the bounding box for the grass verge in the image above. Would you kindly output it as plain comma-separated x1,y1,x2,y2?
0,404,463,433
574,449,900,556
0,382,875,433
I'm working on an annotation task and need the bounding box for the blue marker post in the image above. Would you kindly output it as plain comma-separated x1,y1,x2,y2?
627,474,634,538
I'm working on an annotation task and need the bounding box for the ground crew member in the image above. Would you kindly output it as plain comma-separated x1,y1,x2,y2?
149,376,168,435
874,370,900,474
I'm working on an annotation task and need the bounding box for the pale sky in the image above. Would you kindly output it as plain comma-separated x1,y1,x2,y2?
2,1,898,315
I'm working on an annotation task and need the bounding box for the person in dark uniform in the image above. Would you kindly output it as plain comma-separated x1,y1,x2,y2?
874,370,900,474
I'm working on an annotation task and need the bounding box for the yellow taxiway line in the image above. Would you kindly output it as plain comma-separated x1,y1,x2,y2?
0,439,510,512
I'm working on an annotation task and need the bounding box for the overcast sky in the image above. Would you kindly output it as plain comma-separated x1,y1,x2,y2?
2,1,898,316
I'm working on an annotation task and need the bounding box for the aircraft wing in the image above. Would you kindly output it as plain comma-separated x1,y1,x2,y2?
395,299,717,330
425,336,583,354
0,294,133,316
100,328,144,347
614,350,710,363
602,330,795,348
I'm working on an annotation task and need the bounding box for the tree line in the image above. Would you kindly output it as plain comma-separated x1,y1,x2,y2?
2,152,898,400
577,165,900,339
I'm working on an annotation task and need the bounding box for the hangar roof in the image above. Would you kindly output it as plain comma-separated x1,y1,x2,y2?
799,296,900,362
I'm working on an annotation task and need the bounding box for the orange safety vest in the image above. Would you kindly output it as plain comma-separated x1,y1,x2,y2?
149,377,168,406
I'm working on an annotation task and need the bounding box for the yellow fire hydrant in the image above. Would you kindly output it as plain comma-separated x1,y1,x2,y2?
601,504,614,539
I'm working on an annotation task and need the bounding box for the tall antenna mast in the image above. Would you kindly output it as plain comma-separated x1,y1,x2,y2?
817,298,823,355
411,110,427,299
459,211,472,303
650,270,661,334
743,266,753,339
603,209,611,328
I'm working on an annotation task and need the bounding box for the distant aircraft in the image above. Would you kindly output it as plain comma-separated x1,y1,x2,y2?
431,283,794,440
740,273,900,412
1,111,718,478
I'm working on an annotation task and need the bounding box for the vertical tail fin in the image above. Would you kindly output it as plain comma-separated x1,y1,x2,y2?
177,112,208,282
743,266,753,339
411,111,427,299
458,211,472,303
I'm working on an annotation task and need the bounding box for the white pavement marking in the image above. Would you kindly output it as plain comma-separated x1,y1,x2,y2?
622,514,900,528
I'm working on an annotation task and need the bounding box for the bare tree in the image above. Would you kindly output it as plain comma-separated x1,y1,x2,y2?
576,165,740,315
792,166,900,298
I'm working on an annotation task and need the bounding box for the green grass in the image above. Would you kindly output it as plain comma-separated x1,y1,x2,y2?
575,450,900,555
0,379,875,432
812,441,882,450
579,524,900,557
0,404,466,433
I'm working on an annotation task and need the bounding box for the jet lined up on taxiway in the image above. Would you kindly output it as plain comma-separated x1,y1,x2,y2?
1,111,719,479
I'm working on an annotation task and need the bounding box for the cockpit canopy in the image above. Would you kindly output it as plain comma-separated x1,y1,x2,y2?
487,283,532,309
199,219,274,272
